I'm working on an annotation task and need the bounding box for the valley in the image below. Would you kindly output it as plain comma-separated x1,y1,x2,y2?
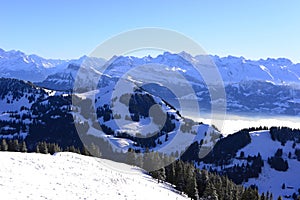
0,48,300,199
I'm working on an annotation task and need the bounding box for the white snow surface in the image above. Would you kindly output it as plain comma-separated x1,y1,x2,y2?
198,130,300,199
0,152,188,200
239,131,300,199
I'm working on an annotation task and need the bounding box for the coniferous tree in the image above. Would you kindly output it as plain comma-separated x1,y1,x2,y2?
13,139,20,151
175,161,185,193
38,142,48,154
90,143,101,157
126,148,136,165
203,181,218,200
66,145,80,154
240,151,245,158
166,162,176,184
261,192,265,200
20,141,27,152
241,187,259,200
185,164,199,200
277,196,282,200
1,139,8,151
81,145,90,156
50,143,61,154
135,154,143,168
36,144,40,153
151,167,166,183
292,193,297,200
270,192,273,200
143,149,154,171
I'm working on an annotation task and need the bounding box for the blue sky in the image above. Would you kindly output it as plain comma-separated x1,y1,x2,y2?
1,0,300,62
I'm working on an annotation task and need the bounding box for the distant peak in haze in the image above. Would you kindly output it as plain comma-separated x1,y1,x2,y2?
0,47,299,65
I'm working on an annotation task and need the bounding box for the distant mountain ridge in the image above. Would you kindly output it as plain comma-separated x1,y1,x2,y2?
0,48,105,82
1,48,300,116
1,48,299,84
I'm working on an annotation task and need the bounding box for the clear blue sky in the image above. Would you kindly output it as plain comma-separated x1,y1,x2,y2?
1,0,300,62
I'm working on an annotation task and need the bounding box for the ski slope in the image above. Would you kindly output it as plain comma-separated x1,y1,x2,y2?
0,152,187,200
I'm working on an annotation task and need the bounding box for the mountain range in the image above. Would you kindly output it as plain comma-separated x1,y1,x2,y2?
1,48,300,199
1,48,299,84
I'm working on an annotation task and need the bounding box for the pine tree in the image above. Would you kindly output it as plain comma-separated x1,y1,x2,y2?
38,142,48,154
240,151,245,158
241,188,259,200
158,167,166,183
165,133,169,142
261,192,265,200
175,161,185,193
36,144,40,153
66,145,80,153
266,191,270,200
185,165,199,200
90,143,101,157
143,150,154,171
151,167,166,183
166,162,176,184
20,141,27,152
270,192,273,200
203,181,218,200
8,139,19,152
126,148,136,165
81,145,90,156
135,154,143,168
1,139,8,151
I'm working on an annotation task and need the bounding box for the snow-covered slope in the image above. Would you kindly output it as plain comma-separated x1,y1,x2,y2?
72,75,219,156
0,152,187,200
238,130,300,199
0,77,218,160
193,129,300,199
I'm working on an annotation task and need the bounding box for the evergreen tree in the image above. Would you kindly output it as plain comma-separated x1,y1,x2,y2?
36,144,40,153
49,143,61,154
266,191,270,200
241,188,259,200
90,143,101,157
270,193,273,200
175,161,185,193
1,139,8,151
203,181,218,200
81,145,90,156
67,145,75,152
261,192,265,200
8,139,19,152
185,165,199,200
135,154,143,168
277,196,282,200
37,142,48,154
292,193,297,200
126,148,136,166
166,162,176,184
143,150,154,171
20,141,27,152
151,167,166,183
240,151,245,158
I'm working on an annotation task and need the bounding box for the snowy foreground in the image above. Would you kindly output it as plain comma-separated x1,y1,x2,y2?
0,152,187,200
